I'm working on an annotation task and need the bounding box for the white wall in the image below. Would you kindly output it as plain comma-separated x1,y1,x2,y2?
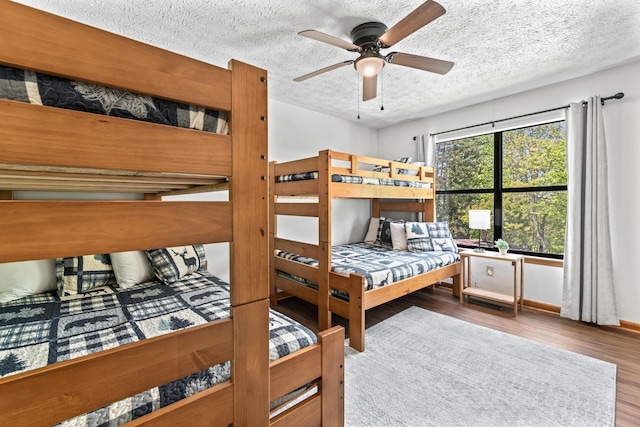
377,59,640,323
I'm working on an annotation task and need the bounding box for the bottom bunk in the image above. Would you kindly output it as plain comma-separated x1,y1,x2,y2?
272,241,462,352
0,251,344,426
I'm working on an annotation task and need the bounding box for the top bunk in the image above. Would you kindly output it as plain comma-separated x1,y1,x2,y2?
270,149,435,200
0,1,269,274
0,0,263,197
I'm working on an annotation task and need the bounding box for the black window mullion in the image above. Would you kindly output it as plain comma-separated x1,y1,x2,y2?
494,132,503,241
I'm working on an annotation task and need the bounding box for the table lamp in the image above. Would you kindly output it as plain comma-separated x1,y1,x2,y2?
469,209,490,252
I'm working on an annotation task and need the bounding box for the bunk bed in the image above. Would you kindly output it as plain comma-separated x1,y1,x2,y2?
269,150,462,352
0,2,344,426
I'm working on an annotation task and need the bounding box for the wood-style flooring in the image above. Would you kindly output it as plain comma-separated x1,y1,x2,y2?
271,286,640,426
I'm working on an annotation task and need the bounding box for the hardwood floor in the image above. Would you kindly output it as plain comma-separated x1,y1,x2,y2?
271,286,640,426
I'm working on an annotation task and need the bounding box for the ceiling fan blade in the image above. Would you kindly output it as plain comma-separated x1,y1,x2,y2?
378,0,446,48
362,75,377,101
387,52,454,74
293,60,354,82
299,30,360,51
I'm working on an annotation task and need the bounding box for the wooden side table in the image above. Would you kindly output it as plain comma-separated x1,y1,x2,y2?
459,249,524,316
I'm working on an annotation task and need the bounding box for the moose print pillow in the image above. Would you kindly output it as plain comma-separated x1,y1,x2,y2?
404,221,458,253
146,245,206,284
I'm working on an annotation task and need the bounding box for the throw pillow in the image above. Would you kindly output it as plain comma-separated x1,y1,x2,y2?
363,217,381,243
146,245,206,284
376,217,404,248
390,222,408,251
56,254,116,299
0,259,57,303
405,221,458,253
110,251,155,288
372,156,412,173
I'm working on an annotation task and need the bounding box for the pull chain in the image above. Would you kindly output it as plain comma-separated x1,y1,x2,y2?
380,69,385,111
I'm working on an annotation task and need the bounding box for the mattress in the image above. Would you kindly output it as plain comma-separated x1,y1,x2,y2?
0,270,316,426
277,242,459,292
275,171,432,189
0,65,229,134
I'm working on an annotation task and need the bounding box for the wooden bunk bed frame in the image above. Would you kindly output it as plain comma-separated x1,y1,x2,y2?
0,2,344,426
270,150,462,352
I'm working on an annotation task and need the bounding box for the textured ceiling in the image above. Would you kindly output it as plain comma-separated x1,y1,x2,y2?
13,0,640,129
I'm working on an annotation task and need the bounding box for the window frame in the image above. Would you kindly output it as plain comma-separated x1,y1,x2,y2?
436,121,567,259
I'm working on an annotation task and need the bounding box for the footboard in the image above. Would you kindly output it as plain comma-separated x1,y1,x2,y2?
270,326,345,427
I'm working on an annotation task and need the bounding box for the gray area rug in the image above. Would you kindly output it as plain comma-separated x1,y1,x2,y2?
344,306,616,427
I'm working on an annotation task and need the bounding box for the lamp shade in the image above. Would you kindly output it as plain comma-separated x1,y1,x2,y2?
355,56,385,77
469,209,490,230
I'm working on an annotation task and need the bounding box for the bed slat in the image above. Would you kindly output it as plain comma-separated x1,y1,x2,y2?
270,345,321,400
0,201,232,262
0,319,233,427
331,182,434,199
270,394,322,427
0,100,232,177
274,180,320,197
274,238,320,260
274,202,319,217
125,382,233,427
274,257,319,283
273,157,319,176
274,276,320,306
0,0,231,110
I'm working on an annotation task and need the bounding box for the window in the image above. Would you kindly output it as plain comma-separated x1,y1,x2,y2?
435,121,567,258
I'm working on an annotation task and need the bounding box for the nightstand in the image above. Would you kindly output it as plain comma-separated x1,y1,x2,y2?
459,249,524,316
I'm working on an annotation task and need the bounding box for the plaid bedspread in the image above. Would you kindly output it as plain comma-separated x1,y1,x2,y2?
276,172,431,189
277,243,459,291
0,271,316,426
0,65,228,134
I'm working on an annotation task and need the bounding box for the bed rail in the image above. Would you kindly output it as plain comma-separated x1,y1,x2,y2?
0,318,233,427
0,200,232,262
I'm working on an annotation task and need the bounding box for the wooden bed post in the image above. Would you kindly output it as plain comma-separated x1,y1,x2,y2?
318,150,332,331
372,198,381,218
228,59,270,426
423,167,436,221
348,274,366,352
319,326,345,426
269,160,278,306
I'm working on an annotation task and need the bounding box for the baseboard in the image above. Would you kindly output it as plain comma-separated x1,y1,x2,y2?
523,299,560,314
619,320,640,333
524,299,640,333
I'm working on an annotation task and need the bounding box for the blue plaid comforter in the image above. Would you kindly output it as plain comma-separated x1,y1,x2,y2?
0,271,316,426
277,243,459,291
0,65,229,134
275,172,431,189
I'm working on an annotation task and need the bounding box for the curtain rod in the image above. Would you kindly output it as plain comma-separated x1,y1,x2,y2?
427,92,624,137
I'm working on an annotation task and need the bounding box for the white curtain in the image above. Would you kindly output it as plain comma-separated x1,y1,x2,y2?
415,134,435,167
561,97,619,325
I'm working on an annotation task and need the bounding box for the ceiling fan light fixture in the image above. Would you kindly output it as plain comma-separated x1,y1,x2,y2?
354,55,385,77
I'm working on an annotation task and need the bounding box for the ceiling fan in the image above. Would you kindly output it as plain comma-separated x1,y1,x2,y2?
293,0,454,102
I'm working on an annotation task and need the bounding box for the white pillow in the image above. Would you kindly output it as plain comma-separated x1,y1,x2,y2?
405,161,426,177
0,259,57,303
110,251,155,288
363,217,381,243
390,222,408,251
